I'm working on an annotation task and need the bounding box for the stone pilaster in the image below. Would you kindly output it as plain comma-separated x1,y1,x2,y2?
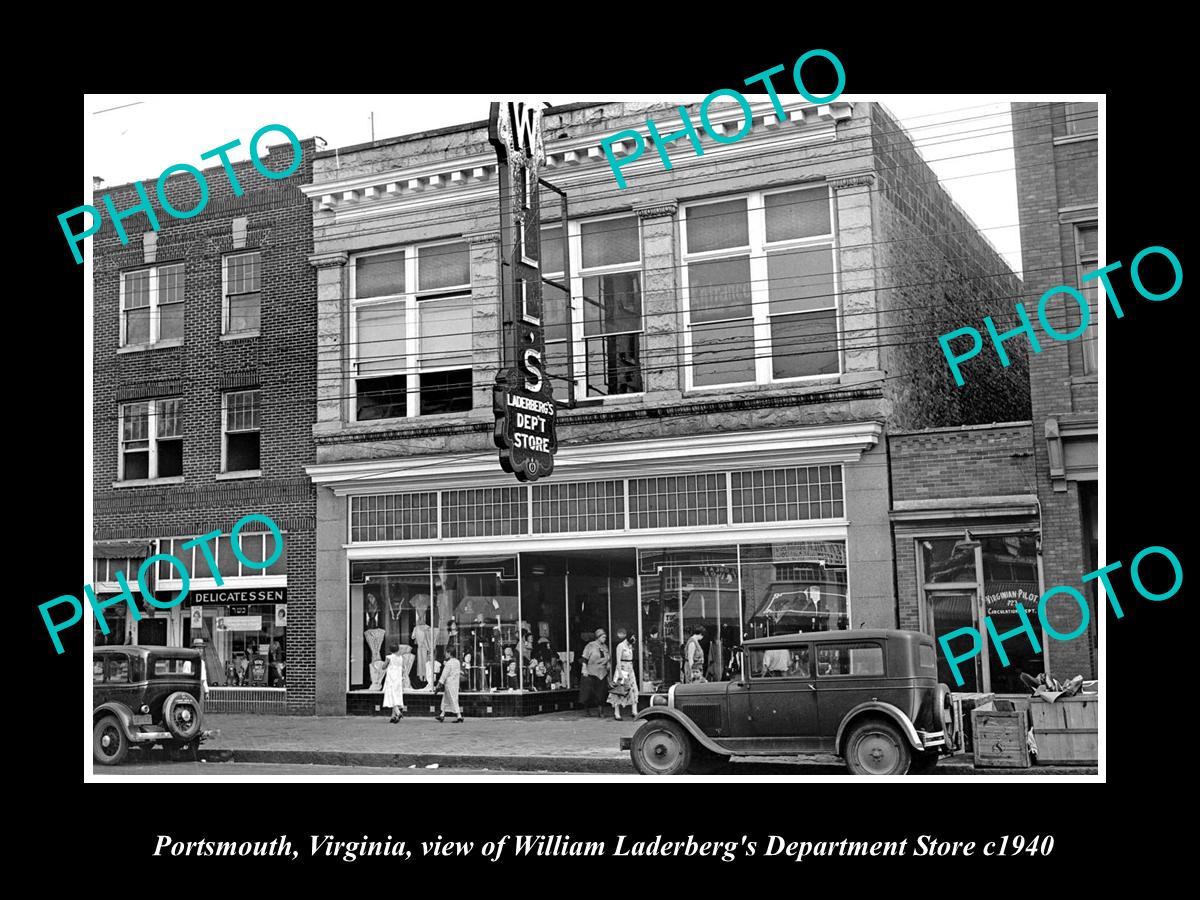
831,172,880,373
634,201,681,398
309,251,349,430
465,230,502,417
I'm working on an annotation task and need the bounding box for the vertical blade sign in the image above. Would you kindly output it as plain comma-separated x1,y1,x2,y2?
489,101,557,482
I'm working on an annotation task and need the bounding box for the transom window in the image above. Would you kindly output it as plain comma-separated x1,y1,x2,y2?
121,263,184,347
224,251,262,335
351,241,473,420
119,398,182,481
681,187,839,389
541,215,644,402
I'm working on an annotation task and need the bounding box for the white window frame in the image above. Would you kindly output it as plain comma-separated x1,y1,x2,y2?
117,398,183,483
349,239,473,421
119,263,185,349
543,213,646,402
221,389,262,475
680,186,841,391
1075,222,1099,376
222,250,262,338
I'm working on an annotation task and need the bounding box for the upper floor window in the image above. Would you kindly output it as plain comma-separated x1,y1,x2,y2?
1076,224,1098,374
223,251,261,336
119,399,182,481
541,215,645,402
681,187,839,390
223,389,261,473
1063,102,1098,137
121,263,184,348
351,241,473,421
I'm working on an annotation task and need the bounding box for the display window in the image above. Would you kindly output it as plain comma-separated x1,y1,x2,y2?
187,604,286,688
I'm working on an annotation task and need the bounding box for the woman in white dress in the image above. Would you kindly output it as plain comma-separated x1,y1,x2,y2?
608,631,639,721
382,641,407,723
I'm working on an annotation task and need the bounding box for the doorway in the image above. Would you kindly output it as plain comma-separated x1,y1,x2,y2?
924,590,983,692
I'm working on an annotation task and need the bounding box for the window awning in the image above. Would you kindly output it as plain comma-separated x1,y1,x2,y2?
93,541,152,559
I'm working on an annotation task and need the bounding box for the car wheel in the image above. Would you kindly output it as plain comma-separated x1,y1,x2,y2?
630,719,693,776
94,715,129,766
844,717,912,775
909,749,940,774
163,692,202,742
937,684,959,751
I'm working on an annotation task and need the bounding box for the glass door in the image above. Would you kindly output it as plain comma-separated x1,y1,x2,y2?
925,589,984,692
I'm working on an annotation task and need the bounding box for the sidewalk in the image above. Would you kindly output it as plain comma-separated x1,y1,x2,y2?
200,712,1098,775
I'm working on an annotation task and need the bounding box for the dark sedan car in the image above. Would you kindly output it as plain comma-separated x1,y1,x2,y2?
93,646,211,766
628,629,960,775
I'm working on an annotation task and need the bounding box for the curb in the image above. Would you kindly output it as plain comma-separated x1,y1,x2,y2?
199,748,1096,775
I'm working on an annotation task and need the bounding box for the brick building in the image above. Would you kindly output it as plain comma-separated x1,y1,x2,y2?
1011,102,1099,680
301,100,1027,716
91,137,318,714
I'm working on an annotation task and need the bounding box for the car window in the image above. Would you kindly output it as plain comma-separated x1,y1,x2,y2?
154,658,196,676
748,646,811,678
108,655,130,683
93,657,105,683
919,643,936,671
816,643,884,676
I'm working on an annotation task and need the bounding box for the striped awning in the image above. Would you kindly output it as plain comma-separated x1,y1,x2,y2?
93,541,151,559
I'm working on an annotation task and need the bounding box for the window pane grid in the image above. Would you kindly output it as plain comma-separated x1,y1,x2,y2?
225,390,260,432
730,465,844,523
350,493,438,542
227,253,261,293
628,474,728,529
156,399,182,438
442,487,528,538
532,480,624,534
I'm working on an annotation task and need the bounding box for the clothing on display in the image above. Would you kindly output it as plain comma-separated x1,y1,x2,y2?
365,627,387,689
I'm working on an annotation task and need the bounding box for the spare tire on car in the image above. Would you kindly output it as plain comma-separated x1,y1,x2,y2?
163,691,202,742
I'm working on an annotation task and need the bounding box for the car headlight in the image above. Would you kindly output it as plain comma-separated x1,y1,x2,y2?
650,694,668,707
139,704,150,714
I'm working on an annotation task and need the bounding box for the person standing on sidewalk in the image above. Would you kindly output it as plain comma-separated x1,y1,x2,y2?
382,641,407,723
608,630,638,722
436,647,464,724
579,628,611,717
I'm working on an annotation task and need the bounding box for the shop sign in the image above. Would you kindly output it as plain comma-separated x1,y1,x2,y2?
216,615,263,632
984,583,1038,616
189,588,287,605
488,101,557,483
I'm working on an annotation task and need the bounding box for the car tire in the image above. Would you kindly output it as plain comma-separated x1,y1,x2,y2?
909,749,940,774
94,715,129,766
937,684,959,751
163,691,202,742
630,719,693,776
843,717,912,775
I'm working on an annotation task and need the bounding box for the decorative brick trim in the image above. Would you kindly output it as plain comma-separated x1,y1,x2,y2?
830,172,876,190
464,229,500,245
116,379,185,402
633,201,678,220
219,371,260,390
95,477,315,515
308,250,349,269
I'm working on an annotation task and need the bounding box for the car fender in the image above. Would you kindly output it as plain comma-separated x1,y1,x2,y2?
93,702,137,740
633,708,729,756
836,701,923,752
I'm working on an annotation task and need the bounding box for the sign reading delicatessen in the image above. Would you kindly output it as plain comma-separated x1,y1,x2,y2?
189,588,288,605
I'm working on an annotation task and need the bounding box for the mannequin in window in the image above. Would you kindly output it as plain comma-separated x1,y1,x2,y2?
398,644,416,689
412,621,434,689
365,593,383,630
365,624,387,690
685,624,707,684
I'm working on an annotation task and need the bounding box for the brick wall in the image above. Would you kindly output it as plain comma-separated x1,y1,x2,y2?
92,139,319,713
869,104,1032,430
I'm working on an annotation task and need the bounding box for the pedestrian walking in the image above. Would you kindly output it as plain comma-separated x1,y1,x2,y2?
382,641,407,723
608,629,639,722
435,646,464,723
579,628,611,717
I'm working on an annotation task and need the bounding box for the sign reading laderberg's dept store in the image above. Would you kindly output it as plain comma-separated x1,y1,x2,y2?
489,101,557,482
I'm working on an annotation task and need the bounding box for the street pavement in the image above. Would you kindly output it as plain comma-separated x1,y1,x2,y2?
183,710,1096,775
97,762,528,777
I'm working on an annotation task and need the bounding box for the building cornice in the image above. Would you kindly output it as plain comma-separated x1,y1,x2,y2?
307,421,882,495
633,201,678,220
890,494,1040,525
308,250,349,269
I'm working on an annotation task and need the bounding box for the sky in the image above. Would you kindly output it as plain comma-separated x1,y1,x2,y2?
85,94,1025,274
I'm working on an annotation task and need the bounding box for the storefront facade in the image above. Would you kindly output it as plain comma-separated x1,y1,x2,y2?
303,101,1027,715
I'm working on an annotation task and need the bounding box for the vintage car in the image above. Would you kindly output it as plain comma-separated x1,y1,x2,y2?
627,629,960,776
93,646,211,766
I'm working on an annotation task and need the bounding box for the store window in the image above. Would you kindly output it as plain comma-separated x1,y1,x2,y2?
222,389,261,473
191,603,286,688
351,241,473,421
121,263,185,347
920,532,1043,693
1076,224,1099,374
119,398,183,481
740,541,848,641
681,187,839,388
541,216,645,401
224,251,261,336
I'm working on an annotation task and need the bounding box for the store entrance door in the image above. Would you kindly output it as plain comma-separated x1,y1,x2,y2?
925,590,985,692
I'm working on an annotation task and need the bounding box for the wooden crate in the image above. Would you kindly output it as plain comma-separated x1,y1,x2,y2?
971,702,1030,768
1028,694,1098,765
